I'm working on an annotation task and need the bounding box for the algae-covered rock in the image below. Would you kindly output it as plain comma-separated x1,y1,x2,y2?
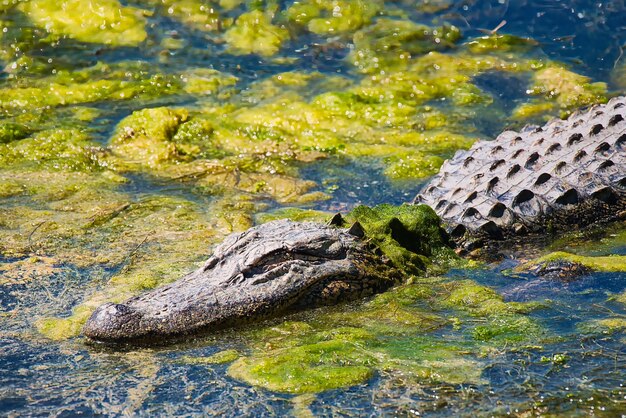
579,318,626,335
224,10,288,57
528,251,626,273
181,68,239,96
18,0,147,46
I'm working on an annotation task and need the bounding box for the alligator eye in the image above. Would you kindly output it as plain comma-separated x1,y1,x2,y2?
513,189,534,206
589,124,604,135
567,133,583,145
608,114,623,126
545,143,561,155
555,189,579,206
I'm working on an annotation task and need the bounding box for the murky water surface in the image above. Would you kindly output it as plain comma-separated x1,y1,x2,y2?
1,0,625,416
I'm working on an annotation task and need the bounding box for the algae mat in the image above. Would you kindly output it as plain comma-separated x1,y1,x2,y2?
1,0,625,416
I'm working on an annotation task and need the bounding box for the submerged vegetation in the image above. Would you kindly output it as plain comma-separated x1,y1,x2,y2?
0,0,625,415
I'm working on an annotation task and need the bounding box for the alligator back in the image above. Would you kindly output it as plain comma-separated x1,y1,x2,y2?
415,96,626,245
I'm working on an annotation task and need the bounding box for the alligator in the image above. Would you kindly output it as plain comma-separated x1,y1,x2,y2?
83,96,626,343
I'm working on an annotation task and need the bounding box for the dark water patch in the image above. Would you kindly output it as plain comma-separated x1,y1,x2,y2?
448,0,626,80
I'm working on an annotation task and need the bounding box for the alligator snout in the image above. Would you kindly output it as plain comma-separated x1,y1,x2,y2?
83,302,144,341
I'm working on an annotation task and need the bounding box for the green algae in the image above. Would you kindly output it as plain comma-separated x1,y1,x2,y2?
530,251,626,272
465,34,538,54
0,62,183,113
0,128,104,171
182,349,240,365
349,18,461,74
18,0,147,47
109,107,190,167
579,318,626,335
285,0,382,36
229,339,375,394
139,0,223,33
514,65,607,118
224,10,288,56
0,122,31,143
227,276,543,394
347,204,457,275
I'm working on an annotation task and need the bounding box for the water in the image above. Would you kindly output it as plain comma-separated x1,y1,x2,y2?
1,0,626,416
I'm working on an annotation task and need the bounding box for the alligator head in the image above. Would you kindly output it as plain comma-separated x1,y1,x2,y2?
83,219,400,342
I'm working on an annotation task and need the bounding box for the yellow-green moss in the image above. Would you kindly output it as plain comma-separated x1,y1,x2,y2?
256,207,332,224
182,349,240,365
347,204,458,275
19,0,147,46
532,251,626,272
229,339,374,394
0,63,182,112
349,18,460,74
109,107,190,167
465,34,538,54
522,65,607,113
286,0,382,36
224,10,288,57
139,0,222,32
227,277,540,394
0,128,104,172
579,318,626,335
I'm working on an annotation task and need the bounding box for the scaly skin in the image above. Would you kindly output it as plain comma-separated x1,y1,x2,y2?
416,96,626,246
84,97,626,342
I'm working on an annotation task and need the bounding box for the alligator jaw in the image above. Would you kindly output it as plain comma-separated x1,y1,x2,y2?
83,219,400,343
